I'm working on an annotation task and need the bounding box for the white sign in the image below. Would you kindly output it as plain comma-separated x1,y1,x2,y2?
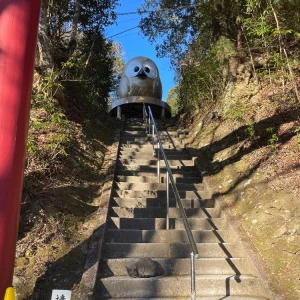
51,290,72,300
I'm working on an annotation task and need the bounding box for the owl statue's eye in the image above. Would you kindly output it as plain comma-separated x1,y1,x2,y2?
143,61,158,79
125,61,142,77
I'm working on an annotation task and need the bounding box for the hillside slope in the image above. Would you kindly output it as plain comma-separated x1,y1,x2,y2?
175,74,300,299
14,95,120,299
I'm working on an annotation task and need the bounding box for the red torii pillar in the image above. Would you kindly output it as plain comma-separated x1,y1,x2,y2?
0,1,42,298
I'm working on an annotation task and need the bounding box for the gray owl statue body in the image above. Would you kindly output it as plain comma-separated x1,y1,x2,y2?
119,56,162,100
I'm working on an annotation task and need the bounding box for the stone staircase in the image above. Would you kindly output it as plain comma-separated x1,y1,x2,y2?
95,118,270,299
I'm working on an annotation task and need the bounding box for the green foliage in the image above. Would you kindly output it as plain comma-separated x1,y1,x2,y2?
166,86,180,116
139,0,244,66
266,127,279,154
29,68,71,157
177,36,236,112
294,127,300,145
224,102,245,122
212,36,236,64
37,0,118,116
139,0,299,115
245,123,257,140
62,34,115,113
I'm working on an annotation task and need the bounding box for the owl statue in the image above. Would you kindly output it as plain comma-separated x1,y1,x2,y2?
118,56,162,100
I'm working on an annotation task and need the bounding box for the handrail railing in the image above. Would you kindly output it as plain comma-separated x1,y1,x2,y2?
143,104,198,300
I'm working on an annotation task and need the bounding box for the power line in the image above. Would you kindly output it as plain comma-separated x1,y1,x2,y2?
117,3,197,16
108,3,197,40
122,0,144,4
107,26,140,38
117,17,140,24
115,31,141,39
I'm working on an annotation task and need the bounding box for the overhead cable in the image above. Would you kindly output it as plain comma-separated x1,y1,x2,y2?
117,3,197,16
107,26,140,38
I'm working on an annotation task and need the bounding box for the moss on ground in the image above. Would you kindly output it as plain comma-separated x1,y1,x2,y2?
14,105,120,299
178,76,300,300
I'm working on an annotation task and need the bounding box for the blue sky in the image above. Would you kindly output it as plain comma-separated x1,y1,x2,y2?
105,0,175,101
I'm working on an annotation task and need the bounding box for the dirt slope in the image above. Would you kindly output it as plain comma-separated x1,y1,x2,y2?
176,76,300,299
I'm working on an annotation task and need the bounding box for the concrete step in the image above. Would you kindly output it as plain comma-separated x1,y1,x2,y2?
102,242,244,258
111,197,215,208
120,147,187,155
114,182,203,191
97,275,266,298
122,130,179,137
115,169,200,177
105,229,233,243
119,153,191,160
112,189,207,199
120,140,183,148
115,166,199,175
115,175,201,184
122,130,148,136
109,207,220,219
93,119,270,300
119,158,194,167
120,144,185,151
120,134,182,146
99,257,251,277
107,217,227,230
99,297,268,300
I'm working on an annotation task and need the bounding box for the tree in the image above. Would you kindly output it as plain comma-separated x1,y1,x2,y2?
109,42,125,102
139,0,248,67
166,86,180,116
35,0,119,113
139,0,300,112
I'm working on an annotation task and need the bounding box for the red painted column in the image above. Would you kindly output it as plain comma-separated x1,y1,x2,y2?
0,1,42,298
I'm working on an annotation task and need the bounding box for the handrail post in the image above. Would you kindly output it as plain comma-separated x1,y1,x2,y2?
148,116,150,134
166,171,169,230
143,104,147,134
191,252,196,300
157,142,160,183
152,124,155,157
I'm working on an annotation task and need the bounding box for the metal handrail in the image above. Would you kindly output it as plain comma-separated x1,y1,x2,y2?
143,104,198,299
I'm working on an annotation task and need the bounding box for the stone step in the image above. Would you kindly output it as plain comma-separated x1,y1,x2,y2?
111,197,215,208
112,189,207,199
119,158,194,167
120,135,181,143
119,153,191,160
109,207,220,219
120,140,183,148
105,229,233,243
120,144,185,151
115,165,198,174
114,182,203,191
99,257,251,277
107,217,227,230
122,130,148,136
102,242,244,259
92,119,270,299
120,147,187,155
115,175,201,184
97,275,266,298
122,130,179,137
100,297,268,300
115,169,200,177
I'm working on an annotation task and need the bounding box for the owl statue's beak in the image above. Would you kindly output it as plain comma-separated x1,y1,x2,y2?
137,68,146,77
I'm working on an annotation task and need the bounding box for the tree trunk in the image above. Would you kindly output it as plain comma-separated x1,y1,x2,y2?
37,0,54,72
68,0,81,56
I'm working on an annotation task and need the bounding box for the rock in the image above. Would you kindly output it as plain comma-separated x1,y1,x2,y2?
95,151,104,159
69,158,80,168
126,258,164,278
